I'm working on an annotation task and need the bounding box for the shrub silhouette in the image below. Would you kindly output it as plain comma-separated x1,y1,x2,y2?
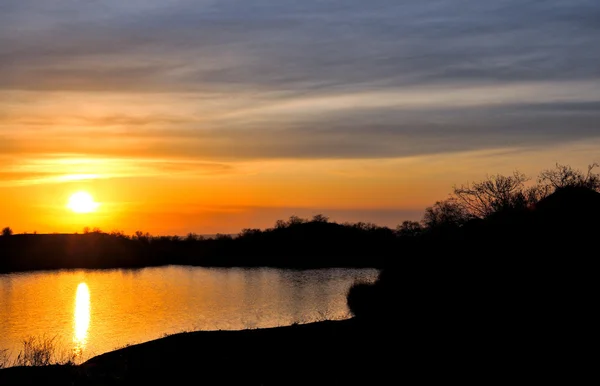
347,281,382,319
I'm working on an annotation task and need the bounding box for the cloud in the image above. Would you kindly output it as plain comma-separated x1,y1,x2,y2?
2,1,600,92
0,154,236,186
1,0,600,163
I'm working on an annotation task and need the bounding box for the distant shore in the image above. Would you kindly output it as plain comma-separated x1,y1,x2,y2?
0,219,395,274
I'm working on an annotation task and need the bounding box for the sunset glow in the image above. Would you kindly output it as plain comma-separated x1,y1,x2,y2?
73,282,90,355
0,1,598,235
0,2,598,379
67,192,99,214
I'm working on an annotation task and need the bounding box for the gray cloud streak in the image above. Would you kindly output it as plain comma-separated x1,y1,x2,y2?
1,0,600,160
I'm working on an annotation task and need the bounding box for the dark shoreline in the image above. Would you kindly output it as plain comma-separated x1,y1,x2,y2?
0,262,381,276
2,314,590,385
0,220,395,274
0,319,394,385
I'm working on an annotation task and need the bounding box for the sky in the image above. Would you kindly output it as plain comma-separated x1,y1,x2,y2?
1,0,599,234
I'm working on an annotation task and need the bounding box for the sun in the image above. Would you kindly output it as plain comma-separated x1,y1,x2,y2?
67,192,100,214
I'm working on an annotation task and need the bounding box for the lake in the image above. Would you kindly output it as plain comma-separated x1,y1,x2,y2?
0,266,378,363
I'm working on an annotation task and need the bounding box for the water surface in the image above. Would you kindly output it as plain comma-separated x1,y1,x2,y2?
0,266,378,361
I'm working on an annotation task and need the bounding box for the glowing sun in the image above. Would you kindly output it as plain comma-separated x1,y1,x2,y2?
67,192,99,213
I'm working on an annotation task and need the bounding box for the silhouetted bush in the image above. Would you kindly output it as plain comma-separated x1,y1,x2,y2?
347,281,383,319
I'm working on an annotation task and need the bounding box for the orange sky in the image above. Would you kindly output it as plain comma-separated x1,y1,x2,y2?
1,130,598,235
2,1,600,235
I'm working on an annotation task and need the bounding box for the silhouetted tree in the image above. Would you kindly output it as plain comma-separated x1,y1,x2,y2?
2,227,13,236
288,215,307,226
352,222,380,232
133,230,152,243
109,230,128,239
185,232,200,242
396,221,423,237
311,214,329,223
538,163,600,192
422,198,471,229
274,219,287,229
523,184,553,206
274,215,308,229
453,171,530,218
239,228,262,238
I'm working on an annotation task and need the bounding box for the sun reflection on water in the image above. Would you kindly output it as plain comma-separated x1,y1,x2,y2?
73,282,90,356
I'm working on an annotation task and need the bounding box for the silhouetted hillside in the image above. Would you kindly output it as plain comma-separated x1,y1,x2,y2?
348,185,600,371
535,186,600,226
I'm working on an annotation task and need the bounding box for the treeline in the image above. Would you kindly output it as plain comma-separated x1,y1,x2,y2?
1,163,599,273
0,215,401,273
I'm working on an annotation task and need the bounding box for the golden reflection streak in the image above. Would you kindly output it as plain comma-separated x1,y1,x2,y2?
73,282,90,355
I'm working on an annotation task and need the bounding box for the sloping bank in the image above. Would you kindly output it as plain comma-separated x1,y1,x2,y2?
0,319,394,385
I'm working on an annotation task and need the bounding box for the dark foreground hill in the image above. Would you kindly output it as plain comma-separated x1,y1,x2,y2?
351,186,600,313
1,314,593,385
0,320,392,385
348,187,600,382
